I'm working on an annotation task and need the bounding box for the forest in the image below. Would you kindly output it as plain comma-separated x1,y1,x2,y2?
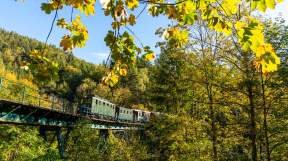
1,13,288,160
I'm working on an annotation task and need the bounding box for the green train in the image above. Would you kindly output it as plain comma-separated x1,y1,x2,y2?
77,94,151,123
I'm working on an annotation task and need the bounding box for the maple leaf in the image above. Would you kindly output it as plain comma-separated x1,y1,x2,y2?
266,0,276,9
81,3,95,16
162,29,170,40
116,7,128,20
125,0,139,10
112,20,121,29
120,68,128,76
142,52,155,61
109,74,119,86
57,18,70,29
41,3,54,14
147,4,158,16
128,14,136,26
182,13,196,25
165,4,178,20
60,35,74,51
100,0,110,9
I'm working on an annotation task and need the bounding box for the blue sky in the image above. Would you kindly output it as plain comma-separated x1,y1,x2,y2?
0,0,287,64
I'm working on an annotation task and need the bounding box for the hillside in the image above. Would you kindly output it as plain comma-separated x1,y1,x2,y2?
0,28,151,109
0,28,108,101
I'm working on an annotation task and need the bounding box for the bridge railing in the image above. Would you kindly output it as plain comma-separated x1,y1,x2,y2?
0,77,75,115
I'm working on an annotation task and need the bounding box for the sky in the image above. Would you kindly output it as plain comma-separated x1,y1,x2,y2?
0,0,287,64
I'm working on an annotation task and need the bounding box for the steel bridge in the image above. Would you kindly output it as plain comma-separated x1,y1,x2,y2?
0,77,145,159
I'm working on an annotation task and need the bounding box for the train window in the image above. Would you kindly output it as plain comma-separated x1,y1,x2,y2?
96,100,98,104
120,110,122,113
107,103,109,107
127,111,128,114
139,113,141,116
103,102,105,106
130,111,132,114
124,110,125,114
99,101,101,105
110,105,112,109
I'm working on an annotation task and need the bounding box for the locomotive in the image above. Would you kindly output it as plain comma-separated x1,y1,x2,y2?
77,94,151,123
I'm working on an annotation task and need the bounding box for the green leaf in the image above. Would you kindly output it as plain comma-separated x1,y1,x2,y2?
182,14,195,25
41,3,54,14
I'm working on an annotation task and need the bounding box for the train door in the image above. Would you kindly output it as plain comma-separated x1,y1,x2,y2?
133,110,138,122
115,106,120,121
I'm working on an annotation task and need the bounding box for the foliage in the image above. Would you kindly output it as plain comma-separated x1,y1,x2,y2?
0,125,60,161
146,114,212,160
16,0,284,84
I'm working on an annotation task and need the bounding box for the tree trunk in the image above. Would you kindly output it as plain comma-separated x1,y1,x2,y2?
248,84,257,161
261,72,270,161
207,85,217,160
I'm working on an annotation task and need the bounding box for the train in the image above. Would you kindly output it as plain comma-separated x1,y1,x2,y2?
77,94,152,123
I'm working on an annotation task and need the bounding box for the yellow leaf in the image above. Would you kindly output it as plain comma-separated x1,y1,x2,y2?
199,0,208,12
120,68,128,76
125,0,139,10
235,20,246,30
110,75,119,86
76,15,81,22
60,35,74,51
215,23,222,32
144,52,155,61
225,0,237,14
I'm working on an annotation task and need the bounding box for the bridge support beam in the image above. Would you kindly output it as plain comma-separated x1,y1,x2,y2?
39,126,71,160
56,127,65,160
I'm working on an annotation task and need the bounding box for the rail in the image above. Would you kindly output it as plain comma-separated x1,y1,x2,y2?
0,77,75,115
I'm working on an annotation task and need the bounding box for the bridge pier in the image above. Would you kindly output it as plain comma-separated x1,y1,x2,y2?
39,126,71,160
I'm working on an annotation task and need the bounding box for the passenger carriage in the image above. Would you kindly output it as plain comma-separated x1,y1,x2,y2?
133,110,151,123
78,94,116,121
117,106,133,122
